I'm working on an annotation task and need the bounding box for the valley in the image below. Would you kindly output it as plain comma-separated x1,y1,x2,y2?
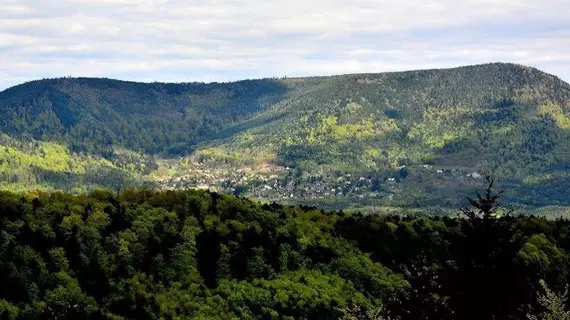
1,63,570,213
152,157,487,213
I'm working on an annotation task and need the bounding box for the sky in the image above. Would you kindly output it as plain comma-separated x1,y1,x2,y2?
1,0,570,90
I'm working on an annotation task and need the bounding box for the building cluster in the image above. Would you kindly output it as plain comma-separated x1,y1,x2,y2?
154,161,483,203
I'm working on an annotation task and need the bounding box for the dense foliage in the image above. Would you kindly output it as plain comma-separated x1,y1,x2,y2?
0,77,288,155
0,188,408,319
1,185,570,319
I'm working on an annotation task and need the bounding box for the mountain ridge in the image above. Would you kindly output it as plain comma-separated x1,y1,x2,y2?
3,62,567,92
1,62,570,211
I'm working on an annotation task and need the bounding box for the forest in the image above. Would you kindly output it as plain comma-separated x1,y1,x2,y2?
1,178,570,319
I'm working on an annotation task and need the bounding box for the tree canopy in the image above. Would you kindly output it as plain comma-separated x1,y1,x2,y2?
0,186,570,319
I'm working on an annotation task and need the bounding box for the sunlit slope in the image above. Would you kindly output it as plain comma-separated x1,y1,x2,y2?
205,63,570,176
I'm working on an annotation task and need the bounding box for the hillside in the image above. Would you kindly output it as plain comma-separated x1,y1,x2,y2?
1,63,570,210
0,77,288,155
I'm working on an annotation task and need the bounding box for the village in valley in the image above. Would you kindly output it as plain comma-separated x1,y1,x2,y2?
152,158,485,207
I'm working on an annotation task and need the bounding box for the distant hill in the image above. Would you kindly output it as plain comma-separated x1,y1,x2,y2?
1,63,570,211
0,77,288,155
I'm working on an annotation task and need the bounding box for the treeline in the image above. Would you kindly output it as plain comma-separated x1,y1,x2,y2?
1,183,570,319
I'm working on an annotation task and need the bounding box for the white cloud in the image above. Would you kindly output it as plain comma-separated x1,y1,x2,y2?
70,23,86,34
0,0,569,89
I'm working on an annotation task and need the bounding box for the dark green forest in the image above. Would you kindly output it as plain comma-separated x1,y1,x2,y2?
0,77,288,155
1,180,570,319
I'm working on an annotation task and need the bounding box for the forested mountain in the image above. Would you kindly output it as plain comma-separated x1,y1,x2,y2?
0,77,288,155
1,63,570,211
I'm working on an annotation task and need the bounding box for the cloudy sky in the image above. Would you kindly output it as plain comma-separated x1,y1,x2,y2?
1,0,569,90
